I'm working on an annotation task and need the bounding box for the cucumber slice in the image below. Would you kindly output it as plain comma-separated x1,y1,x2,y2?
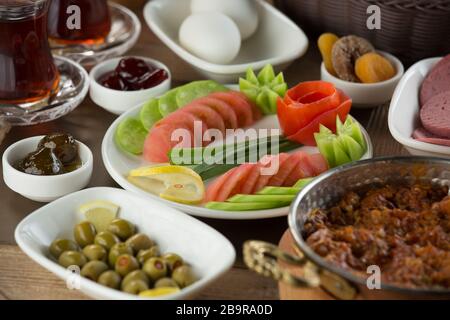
339,135,365,161
239,65,287,115
175,80,227,108
337,117,366,149
315,131,337,168
205,201,288,211
159,88,179,116
293,178,314,189
115,117,148,155
257,187,301,195
228,194,295,204
140,98,162,130
333,140,352,166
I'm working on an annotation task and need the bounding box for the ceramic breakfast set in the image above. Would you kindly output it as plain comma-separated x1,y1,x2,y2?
1,0,450,300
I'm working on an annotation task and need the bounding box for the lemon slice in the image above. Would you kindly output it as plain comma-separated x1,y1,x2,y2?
128,165,205,205
139,287,180,298
78,200,120,232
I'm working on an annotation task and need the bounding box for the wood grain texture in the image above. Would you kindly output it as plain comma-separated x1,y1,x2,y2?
366,104,409,157
0,245,278,300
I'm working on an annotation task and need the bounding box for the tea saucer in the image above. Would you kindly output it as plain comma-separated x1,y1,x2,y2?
50,3,141,69
0,56,89,126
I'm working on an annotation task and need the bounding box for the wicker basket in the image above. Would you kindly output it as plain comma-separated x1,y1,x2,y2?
274,0,450,65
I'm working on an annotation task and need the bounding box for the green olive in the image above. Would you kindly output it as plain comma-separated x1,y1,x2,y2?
172,265,197,288
82,244,107,262
81,261,109,281
163,253,183,272
94,231,120,250
107,219,136,241
98,270,122,289
115,254,139,277
121,270,149,290
58,251,87,268
73,221,97,248
49,239,79,259
125,233,154,253
154,277,179,289
122,280,149,295
142,257,167,282
108,243,133,267
136,246,160,265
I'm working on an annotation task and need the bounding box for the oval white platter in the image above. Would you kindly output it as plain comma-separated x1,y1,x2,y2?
102,96,373,220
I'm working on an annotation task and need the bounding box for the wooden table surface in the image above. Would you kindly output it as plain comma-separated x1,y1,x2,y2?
0,3,408,300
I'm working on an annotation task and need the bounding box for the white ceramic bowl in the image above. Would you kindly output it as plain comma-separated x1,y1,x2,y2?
144,0,308,83
321,51,404,108
2,136,93,202
15,187,236,300
89,56,171,115
388,57,450,157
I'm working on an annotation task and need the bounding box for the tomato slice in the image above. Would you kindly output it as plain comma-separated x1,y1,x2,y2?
252,154,289,193
277,81,341,136
205,167,237,203
268,153,302,187
215,163,256,202
287,91,352,146
144,123,193,163
210,92,254,127
240,163,263,195
304,153,329,176
284,81,338,105
283,151,315,186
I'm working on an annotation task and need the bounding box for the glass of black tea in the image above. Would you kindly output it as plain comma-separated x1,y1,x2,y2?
48,0,111,45
0,0,60,105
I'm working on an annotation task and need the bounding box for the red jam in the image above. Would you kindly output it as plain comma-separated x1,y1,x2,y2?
99,57,169,91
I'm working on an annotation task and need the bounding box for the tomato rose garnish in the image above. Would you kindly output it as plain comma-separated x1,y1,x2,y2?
277,81,352,145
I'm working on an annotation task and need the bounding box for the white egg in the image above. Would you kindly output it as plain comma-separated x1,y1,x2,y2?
179,12,241,64
191,0,259,40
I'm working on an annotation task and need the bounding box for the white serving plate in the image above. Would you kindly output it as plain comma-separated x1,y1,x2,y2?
143,0,308,83
102,101,373,220
15,187,235,300
388,57,450,157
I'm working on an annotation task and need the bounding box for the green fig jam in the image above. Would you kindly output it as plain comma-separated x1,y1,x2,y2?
16,133,82,175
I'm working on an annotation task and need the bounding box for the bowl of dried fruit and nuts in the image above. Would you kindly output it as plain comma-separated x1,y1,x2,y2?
319,33,404,108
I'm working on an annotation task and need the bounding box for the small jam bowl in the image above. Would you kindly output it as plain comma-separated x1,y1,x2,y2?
321,51,404,108
89,56,171,115
2,136,93,203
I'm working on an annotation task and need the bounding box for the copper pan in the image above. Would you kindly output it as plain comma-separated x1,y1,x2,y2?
244,157,450,300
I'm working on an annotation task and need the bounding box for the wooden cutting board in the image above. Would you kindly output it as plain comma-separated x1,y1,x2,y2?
278,230,335,300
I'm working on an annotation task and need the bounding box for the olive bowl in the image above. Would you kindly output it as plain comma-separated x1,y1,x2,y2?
14,187,236,300
2,135,93,202
244,156,450,300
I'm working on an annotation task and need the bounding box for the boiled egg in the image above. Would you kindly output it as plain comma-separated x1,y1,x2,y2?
191,0,259,40
179,12,241,64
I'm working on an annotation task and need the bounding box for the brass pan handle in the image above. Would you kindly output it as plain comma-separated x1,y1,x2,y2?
243,240,358,300
243,240,320,287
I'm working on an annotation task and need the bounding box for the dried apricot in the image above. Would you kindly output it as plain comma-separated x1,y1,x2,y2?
355,52,396,83
318,33,339,75
331,35,375,82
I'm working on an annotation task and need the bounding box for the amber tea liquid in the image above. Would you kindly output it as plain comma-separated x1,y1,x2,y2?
48,0,111,44
0,0,60,104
